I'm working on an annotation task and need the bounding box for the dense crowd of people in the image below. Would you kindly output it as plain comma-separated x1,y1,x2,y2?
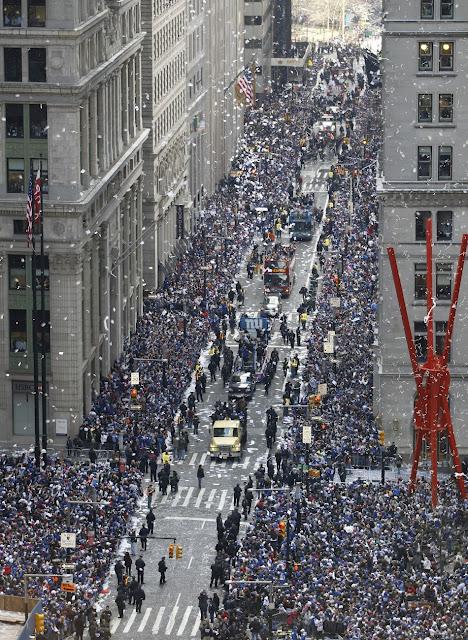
204,48,467,640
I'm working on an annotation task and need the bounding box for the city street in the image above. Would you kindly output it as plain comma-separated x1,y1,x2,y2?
105,158,330,639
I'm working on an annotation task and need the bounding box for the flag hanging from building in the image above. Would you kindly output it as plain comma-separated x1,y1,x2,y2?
236,67,254,106
26,172,34,246
33,170,42,224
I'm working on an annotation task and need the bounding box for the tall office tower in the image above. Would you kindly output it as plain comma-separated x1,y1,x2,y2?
377,0,468,456
244,0,274,95
0,0,148,442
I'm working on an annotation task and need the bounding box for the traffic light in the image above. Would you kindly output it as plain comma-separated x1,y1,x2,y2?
35,613,45,634
378,430,385,446
168,543,174,559
176,545,183,560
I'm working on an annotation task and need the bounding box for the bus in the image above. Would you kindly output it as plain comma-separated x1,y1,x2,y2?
264,245,296,297
289,209,313,241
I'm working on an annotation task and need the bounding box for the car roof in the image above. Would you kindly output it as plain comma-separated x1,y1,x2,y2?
213,419,241,427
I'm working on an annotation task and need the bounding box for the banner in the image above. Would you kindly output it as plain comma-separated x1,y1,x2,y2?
176,205,185,240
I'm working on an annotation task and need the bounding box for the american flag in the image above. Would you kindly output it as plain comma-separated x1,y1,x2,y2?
237,68,254,105
33,170,42,224
26,172,34,247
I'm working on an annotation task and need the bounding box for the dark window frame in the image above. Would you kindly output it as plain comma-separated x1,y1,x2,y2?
3,0,22,27
5,103,24,138
9,309,27,353
436,210,453,241
438,93,453,122
440,0,454,19
418,93,432,122
436,263,452,300
28,0,46,27
417,146,432,180
418,42,433,71
414,321,428,363
439,42,454,71
28,47,47,82
438,145,452,181
29,103,48,138
415,263,427,300
7,158,25,194
8,255,26,290
420,0,434,19
415,211,432,241
4,47,22,82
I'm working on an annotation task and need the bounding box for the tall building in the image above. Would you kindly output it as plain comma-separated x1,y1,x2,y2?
0,0,148,442
244,0,274,95
141,0,190,290
271,0,311,89
377,0,468,456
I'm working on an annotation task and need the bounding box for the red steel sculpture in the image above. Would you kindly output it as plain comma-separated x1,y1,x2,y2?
387,219,467,507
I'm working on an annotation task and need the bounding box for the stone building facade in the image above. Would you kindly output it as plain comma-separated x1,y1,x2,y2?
376,0,468,456
244,0,274,95
0,0,148,442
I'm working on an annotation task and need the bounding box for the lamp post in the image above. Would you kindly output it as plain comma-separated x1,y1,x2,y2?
133,357,168,389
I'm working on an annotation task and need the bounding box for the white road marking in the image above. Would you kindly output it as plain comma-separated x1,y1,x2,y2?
138,607,152,632
194,488,205,508
205,489,216,509
165,605,179,635
200,452,208,465
242,455,251,469
191,612,201,636
111,619,121,634
218,489,228,511
189,453,197,465
152,607,165,634
123,610,136,633
171,487,185,507
183,486,194,506
161,493,169,504
177,606,193,636
187,556,193,569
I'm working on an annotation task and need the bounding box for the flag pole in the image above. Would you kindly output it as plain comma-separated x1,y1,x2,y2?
39,157,47,460
31,218,41,468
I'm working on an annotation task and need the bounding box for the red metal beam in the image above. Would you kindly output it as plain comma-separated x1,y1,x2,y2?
425,218,434,366
442,233,468,367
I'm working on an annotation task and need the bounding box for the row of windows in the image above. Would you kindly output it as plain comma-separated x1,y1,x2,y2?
414,262,452,300
4,103,47,139
153,12,184,61
245,38,262,49
418,93,453,123
9,308,50,353
122,4,141,42
155,51,185,104
6,158,48,193
188,67,203,102
155,92,185,146
415,210,452,242
187,23,203,64
3,0,45,27
414,321,449,363
417,145,452,180
188,0,202,20
4,47,46,82
154,0,179,17
79,31,105,77
8,254,49,290
418,42,453,72
421,0,454,19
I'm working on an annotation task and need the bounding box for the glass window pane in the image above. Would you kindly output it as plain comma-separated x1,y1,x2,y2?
415,211,431,241
414,322,428,362
439,42,453,71
421,0,434,19
8,255,26,290
7,158,25,193
418,94,432,122
415,264,427,299
3,0,22,26
29,104,48,138
440,1,454,19
436,211,452,241
438,146,452,180
419,42,433,71
10,309,27,352
439,94,453,122
28,0,46,27
5,104,24,138
30,158,48,194
4,48,22,82
35,255,49,290
418,146,432,179
436,263,452,299
28,48,46,82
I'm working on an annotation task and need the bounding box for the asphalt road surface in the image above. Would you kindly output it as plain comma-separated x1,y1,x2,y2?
104,157,330,640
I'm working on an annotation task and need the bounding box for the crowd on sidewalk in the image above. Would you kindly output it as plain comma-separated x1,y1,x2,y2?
201,50,467,640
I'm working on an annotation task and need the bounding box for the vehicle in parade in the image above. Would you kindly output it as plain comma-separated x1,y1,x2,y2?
209,418,246,460
263,244,296,297
228,371,256,401
289,209,313,241
262,294,282,318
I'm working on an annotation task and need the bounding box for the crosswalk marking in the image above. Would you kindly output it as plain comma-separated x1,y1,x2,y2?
177,606,193,636
189,453,197,465
191,612,201,637
138,607,152,632
200,452,208,466
242,455,251,469
205,488,216,509
152,606,165,634
160,492,169,505
183,486,194,506
111,618,121,634
123,610,137,633
165,605,179,635
171,488,184,507
195,488,205,508
218,489,228,511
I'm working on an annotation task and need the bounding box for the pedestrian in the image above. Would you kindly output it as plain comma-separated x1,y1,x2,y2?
146,483,155,509
209,596,217,623
129,530,138,556
289,329,295,349
158,556,167,585
146,508,155,534
192,414,200,435
114,559,124,585
134,585,145,613
149,458,158,482
233,483,242,508
299,285,307,301
283,357,289,377
123,552,132,577
115,593,126,619
89,446,97,464
66,436,73,457
198,590,209,620
296,325,301,347
300,310,308,329
135,555,145,584
138,524,149,551
210,562,220,588
74,613,86,639
127,576,138,605
197,464,205,489
170,470,179,493
195,379,204,402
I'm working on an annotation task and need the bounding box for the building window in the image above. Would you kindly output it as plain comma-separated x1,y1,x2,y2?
245,38,262,48
436,263,452,299
4,48,22,81
30,158,48,193
436,210,453,241
440,1,454,19
435,321,449,359
420,0,434,19
35,255,49,290
439,42,453,71
418,42,433,71
415,211,431,241
414,321,427,362
8,255,26,290
29,103,48,138
3,0,22,26
28,48,46,82
417,146,432,179
10,309,27,352
418,94,432,122
35,310,50,353
5,104,24,138
7,158,25,193
244,15,262,25
438,145,452,180
28,0,46,27
415,263,427,300
13,219,28,235
439,94,453,122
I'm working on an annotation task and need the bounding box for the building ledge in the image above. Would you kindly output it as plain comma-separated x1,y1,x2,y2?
413,123,455,129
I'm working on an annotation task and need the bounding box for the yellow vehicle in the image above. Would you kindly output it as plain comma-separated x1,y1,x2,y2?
209,419,245,460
